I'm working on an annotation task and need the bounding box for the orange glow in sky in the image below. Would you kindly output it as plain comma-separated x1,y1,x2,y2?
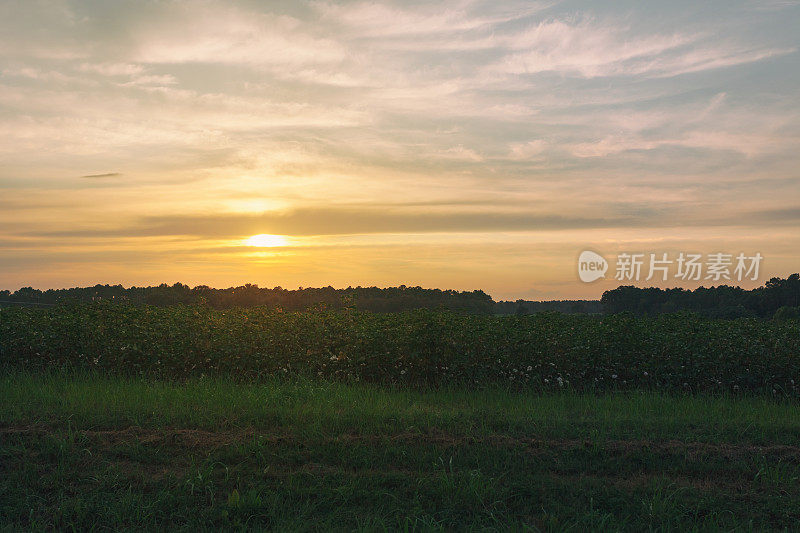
244,234,289,248
0,1,798,299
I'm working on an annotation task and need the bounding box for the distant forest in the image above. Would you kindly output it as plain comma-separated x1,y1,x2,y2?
0,284,495,314
1,274,798,318
494,300,603,315
600,274,800,318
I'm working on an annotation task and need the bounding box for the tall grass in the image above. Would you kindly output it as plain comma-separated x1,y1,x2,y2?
3,371,798,444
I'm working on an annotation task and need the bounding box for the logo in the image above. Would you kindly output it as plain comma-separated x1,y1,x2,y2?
578,250,608,283
576,250,763,284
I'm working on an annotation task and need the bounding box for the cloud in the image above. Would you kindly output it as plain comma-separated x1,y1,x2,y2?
565,129,794,159
80,172,121,179
316,0,555,39
746,207,800,223
438,145,484,162
26,201,800,241
0,0,798,296
78,62,144,77
749,0,800,11
26,207,646,239
119,74,178,87
131,4,346,68
508,140,547,160
489,18,793,78
629,44,795,78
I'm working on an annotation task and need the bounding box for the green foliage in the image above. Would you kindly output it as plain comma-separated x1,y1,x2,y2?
2,376,800,531
775,306,800,320
1,304,798,396
0,283,495,314
601,273,800,317
496,299,603,314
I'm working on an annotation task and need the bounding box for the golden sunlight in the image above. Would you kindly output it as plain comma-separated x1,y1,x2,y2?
243,234,289,247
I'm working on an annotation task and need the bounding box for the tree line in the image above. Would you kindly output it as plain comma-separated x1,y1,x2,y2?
0,283,495,314
600,274,800,318
2,274,798,317
494,300,603,315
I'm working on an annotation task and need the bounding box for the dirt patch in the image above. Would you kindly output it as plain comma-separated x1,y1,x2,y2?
330,428,800,460
86,426,258,448
3,424,800,461
1,425,265,448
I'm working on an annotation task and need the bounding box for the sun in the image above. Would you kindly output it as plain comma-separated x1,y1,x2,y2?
243,234,289,247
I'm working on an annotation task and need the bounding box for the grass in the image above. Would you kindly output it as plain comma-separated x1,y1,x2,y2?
2,372,800,531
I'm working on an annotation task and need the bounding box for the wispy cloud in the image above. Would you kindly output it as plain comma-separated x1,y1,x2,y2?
489,18,793,78
0,0,798,296
22,202,799,240
80,172,121,179
78,62,145,77
316,0,555,39
131,4,346,68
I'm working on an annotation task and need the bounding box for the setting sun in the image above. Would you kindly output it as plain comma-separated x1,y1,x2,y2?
244,234,288,247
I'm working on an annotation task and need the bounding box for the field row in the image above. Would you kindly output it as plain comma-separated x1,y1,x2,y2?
1,304,799,394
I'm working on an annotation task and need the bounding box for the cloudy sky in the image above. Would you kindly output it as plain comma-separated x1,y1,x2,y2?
1,0,798,299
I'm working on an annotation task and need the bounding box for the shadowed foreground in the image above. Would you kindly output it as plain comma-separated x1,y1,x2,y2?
1,374,799,530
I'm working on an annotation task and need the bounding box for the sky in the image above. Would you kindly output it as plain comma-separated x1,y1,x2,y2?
0,0,798,300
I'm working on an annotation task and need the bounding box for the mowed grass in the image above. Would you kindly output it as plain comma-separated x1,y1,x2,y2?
1,373,800,531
